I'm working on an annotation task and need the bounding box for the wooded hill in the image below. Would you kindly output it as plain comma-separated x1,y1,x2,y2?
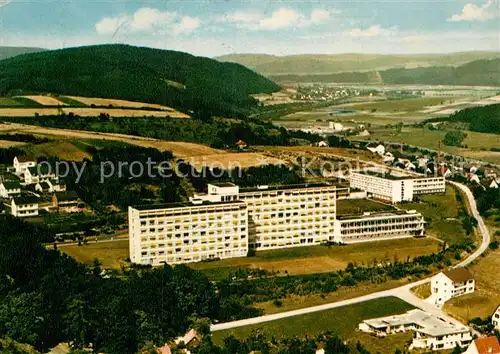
271,58,500,86
0,44,280,117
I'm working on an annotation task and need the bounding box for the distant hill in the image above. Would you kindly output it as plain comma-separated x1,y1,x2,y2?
217,52,500,76
270,58,500,86
0,46,46,61
0,44,280,116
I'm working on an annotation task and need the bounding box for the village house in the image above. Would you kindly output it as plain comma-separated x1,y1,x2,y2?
11,196,39,217
317,140,329,147
464,336,500,354
53,191,81,211
0,181,21,198
431,268,475,306
174,329,202,349
359,309,472,351
366,143,385,155
24,165,57,185
235,139,248,150
493,305,500,330
329,122,344,131
487,178,499,189
36,179,66,194
467,174,481,184
437,167,452,178
13,156,36,175
35,181,51,194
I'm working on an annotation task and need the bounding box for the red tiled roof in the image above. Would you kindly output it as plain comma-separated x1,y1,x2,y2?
474,336,500,354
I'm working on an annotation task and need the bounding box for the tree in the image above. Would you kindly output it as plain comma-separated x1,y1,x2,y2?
443,130,468,147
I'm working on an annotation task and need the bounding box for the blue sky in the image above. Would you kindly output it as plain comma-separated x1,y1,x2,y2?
0,0,499,56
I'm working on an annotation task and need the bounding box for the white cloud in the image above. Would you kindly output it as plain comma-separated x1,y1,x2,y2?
221,8,334,31
95,7,200,36
173,16,201,35
447,0,498,22
346,25,396,37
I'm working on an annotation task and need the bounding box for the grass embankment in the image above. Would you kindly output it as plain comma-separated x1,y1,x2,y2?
398,185,469,245
212,296,415,354
190,238,439,280
411,283,431,300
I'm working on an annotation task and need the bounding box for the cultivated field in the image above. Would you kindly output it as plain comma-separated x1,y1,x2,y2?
0,107,189,118
65,95,177,111
190,237,440,280
18,95,68,106
212,296,415,354
187,152,283,170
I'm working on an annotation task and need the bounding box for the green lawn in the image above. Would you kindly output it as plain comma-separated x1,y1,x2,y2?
398,185,468,244
190,237,439,280
212,296,415,348
60,239,130,269
0,97,23,106
337,198,395,216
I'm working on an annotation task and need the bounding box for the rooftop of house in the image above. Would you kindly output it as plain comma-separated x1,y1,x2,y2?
442,268,474,283
13,195,39,205
1,181,21,190
54,191,79,202
16,156,36,163
472,336,500,354
38,182,50,190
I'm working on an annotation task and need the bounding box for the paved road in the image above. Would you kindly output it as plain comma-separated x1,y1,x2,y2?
211,182,490,332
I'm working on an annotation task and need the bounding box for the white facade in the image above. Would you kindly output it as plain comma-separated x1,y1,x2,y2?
0,182,21,198
431,270,475,306
359,309,473,351
11,198,39,217
492,305,500,330
349,171,445,203
129,200,248,266
349,171,414,203
13,156,36,175
367,144,385,155
238,184,337,250
24,167,57,185
334,210,425,243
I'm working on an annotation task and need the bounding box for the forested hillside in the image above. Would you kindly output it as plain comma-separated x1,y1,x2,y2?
270,58,500,86
441,104,500,134
0,44,280,117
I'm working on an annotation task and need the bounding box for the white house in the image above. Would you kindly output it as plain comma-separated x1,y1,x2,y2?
329,122,344,131
24,165,56,185
367,143,385,155
13,156,36,175
464,336,500,354
0,181,21,198
418,157,430,169
488,179,499,189
431,268,475,306
358,129,370,137
467,174,480,184
359,309,472,351
437,167,452,178
11,196,39,217
317,140,329,147
492,305,500,330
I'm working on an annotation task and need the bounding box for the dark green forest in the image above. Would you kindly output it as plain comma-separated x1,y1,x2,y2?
0,44,280,117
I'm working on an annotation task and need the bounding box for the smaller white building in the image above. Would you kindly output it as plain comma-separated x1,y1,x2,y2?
13,156,36,175
11,196,39,217
317,140,329,147
431,268,475,306
0,181,21,198
492,305,500,330
329,122,344,131
359,309,472,351
367,143,385,155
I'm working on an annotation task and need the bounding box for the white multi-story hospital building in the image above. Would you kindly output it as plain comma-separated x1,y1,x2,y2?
349,170,445,203
129,182,429,265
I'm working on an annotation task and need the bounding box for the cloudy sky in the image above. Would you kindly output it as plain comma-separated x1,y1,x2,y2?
0,0,499,57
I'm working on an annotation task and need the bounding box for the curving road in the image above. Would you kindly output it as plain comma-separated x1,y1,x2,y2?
211,182,490,332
